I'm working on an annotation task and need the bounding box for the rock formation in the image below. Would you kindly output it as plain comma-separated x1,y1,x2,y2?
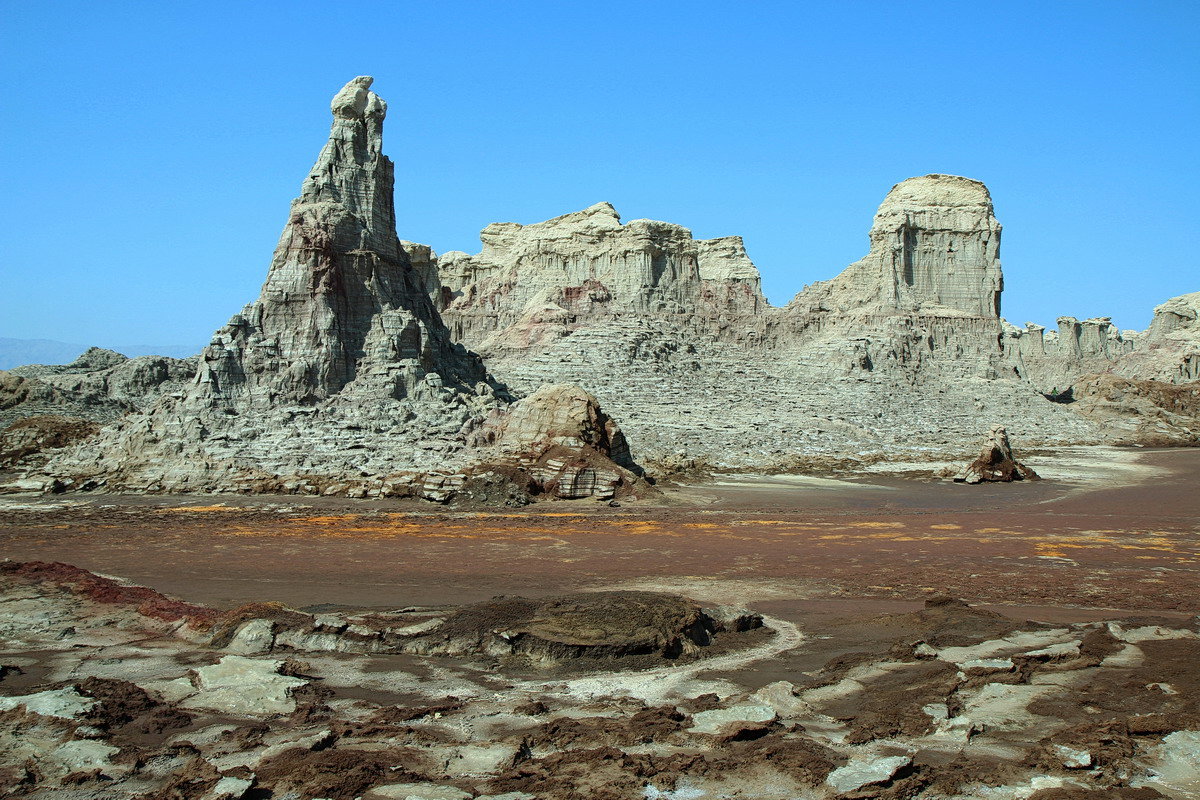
430,175,1109,469
954,425,1039,483
1113,292,1200,384
22,78,639,501
1006,317,1139,397
1,347,196,427
0,415,99,471
1068,373,1200,445
789,174,1002,318
470,383,639,500
434,201,766,353
5,79,1196,488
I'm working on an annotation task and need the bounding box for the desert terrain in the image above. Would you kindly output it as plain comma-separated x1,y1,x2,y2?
1,446,1197,799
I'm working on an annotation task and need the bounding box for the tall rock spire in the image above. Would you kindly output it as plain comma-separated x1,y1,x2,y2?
35,77,641,502
197,76,485,404
296,75,395,252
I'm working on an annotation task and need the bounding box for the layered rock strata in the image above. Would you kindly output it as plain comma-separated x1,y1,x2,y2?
788,174,1002,318
1069,373,1200,445
30,78,638,500
1007,317,1139,397
8,81,1197,484
1,347,196,427
1114,292,1200,384
432,175,1110,468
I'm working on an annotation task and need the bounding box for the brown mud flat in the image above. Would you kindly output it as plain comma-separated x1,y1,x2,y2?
0,448,1198,798
0,448,1196,616
0,563,1197,799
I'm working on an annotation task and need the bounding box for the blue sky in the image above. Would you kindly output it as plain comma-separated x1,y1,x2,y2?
2,1,1197,349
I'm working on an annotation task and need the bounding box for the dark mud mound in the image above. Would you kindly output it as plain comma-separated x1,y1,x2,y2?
76,677,193,739
0,560,219,626
878,595,1028,649
413,591,740,663
255,747,429,800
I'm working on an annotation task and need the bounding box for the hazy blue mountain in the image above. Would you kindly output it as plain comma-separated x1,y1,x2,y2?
0,337,201,370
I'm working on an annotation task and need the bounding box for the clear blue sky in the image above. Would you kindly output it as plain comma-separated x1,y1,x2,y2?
2,1,1197,349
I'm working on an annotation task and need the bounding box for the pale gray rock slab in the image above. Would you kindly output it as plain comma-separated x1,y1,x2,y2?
0,686,97,719
688,702,776,735
749,680,810,718
364,783,472,800
204,775,255,800
225,618,276,655
442,742,520,777
52,739,124,775
177,655,307,716
825,754,912,793
1136,730,1200,795
1051,744,1093,769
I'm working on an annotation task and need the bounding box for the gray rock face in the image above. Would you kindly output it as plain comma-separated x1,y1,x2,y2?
435,201,766,353
1068,373,1200,445
8,77,1194,486
30,78,635,499
429,175,1108,469
194,75,492,410
1115,291,1200,384
1,347,196,427
1006,316,1138,397
792,174,1002,318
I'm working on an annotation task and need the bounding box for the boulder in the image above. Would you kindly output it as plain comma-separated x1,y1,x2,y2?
955,425,1039,483
688,702,777,737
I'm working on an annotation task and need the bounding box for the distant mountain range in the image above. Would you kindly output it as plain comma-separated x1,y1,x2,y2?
0,337,202,371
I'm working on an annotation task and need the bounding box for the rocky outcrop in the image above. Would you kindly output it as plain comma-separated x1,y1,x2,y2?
1006,317,1138,397
1069,374,1200,445
0,415,100,470
1003,292,1199,408
9,76,1194,483
470,383,640,500
426,174,1104,468
789,174,1003,318
24,78,636,500
1,347,196,427
954,425,1039,483
1112,292,1200,384
434,201,767,354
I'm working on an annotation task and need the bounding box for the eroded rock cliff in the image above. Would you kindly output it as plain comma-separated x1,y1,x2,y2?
789,174,1002,318
430,175,1108,469
1,348,196,427
8,80,1195,488
25,78,639,501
